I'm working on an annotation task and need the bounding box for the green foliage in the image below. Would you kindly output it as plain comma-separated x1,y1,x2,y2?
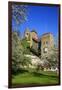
21,38,31,54
12,31,31,73
21,38,29,49
22,56,31,67
12,71,58,85
12,31,22,72
47,48,58,69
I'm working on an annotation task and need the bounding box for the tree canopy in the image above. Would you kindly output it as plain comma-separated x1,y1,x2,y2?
12,31,31,73
12,4,28,25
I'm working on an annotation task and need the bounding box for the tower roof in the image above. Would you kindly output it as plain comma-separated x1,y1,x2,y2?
31,30,37,34
24,27,30,33
42,32,52,36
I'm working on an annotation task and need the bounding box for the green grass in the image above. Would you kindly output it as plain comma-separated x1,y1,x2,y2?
12,69,59,85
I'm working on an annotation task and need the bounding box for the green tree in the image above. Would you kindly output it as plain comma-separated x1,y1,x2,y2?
12,31,31,73
47,47,58,69
21,38,31,54
12,31,22,72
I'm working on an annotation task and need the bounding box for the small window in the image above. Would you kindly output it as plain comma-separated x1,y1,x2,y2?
46,41,48,45
26,33,29,35
43,47,48,53
43,42,45,45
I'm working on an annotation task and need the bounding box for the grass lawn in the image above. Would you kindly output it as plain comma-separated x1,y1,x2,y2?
12,69,59,86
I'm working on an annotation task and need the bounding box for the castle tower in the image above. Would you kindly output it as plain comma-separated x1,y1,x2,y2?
24,28,30,40
41,33,54,59
24,28,32,48
31,30,38,50
24,29,39,48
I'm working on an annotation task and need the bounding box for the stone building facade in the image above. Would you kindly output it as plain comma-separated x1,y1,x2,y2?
24,28,38,49
24,28,54,58
41,33,54,59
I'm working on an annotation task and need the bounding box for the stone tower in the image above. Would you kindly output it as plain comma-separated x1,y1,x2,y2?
24,29,39,48
31,30,38,50
24,28,30,40
41,33,54,59
24,28,32,48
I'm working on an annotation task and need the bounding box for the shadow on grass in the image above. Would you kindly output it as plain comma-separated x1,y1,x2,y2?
30,71,58,78
12,69,28,75
12,69,58,80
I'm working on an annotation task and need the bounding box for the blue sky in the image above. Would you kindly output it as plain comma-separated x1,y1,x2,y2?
12,5,59,39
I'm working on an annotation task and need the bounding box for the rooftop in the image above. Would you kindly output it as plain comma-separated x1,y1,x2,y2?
31,30,37,34
41,32,52,36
